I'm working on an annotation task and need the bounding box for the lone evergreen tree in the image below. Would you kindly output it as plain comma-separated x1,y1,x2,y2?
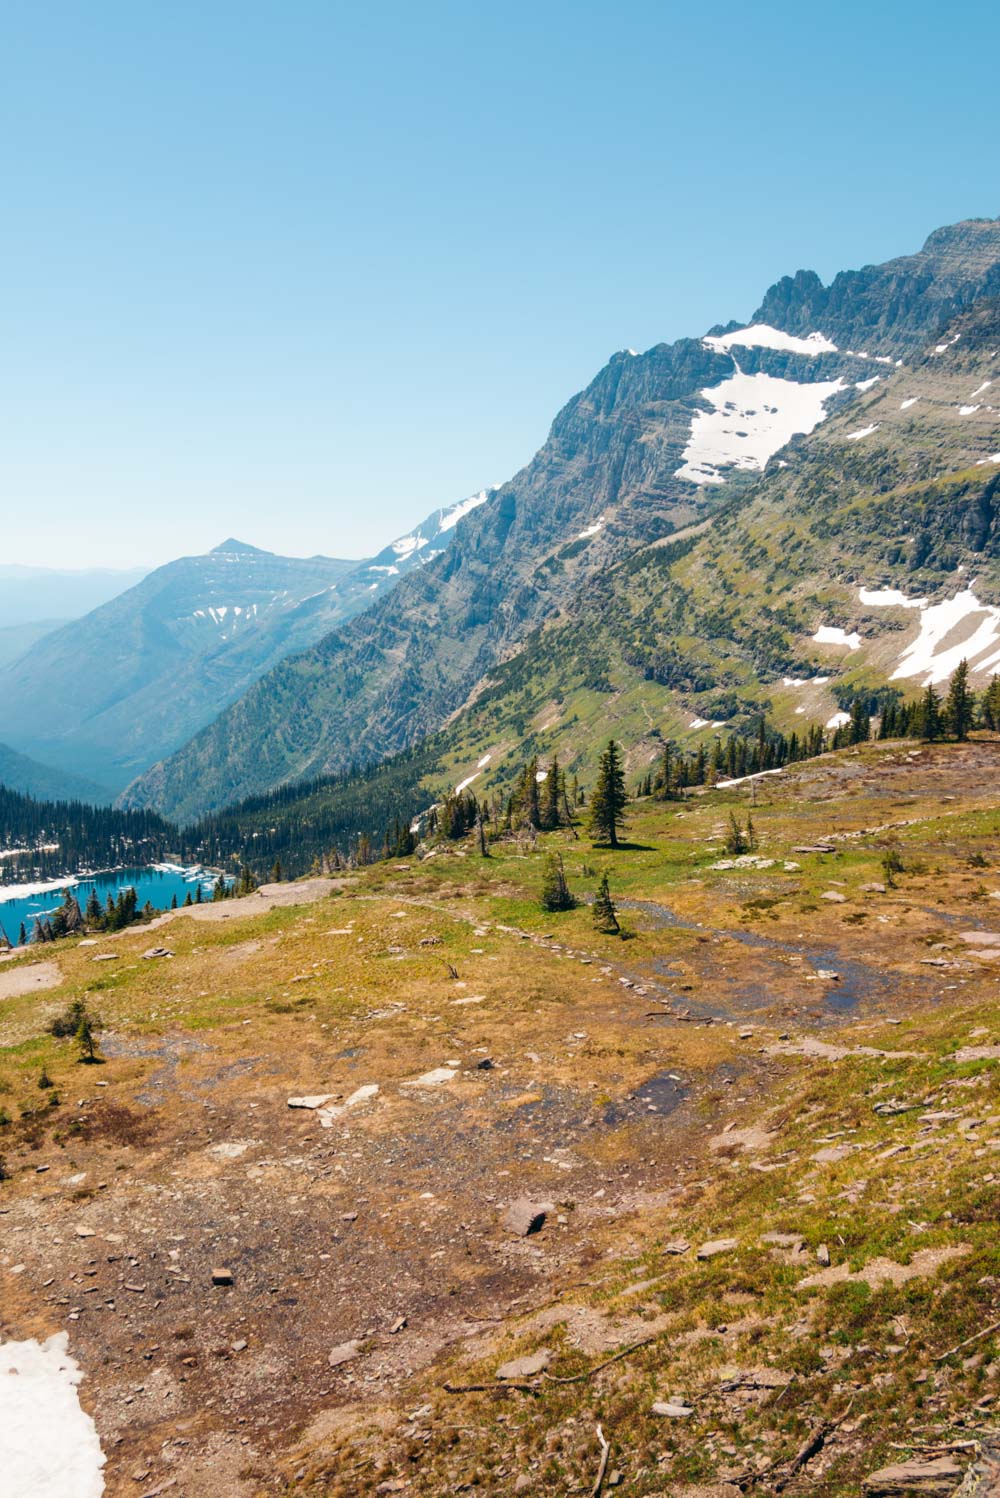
592,871,620,934
542,755,563,830
920,685,942,742
540,852,575,912
981,673,1000,731
76,1007,100,1064
588,740,627,847
945,658,974,741
271,858,283,883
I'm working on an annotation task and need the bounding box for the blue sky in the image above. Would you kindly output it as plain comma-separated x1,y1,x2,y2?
3,0,999,569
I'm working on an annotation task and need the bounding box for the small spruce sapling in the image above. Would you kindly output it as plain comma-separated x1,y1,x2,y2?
592,872,620,934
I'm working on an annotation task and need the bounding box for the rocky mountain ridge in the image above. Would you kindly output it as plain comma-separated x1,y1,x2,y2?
124,219,1000,822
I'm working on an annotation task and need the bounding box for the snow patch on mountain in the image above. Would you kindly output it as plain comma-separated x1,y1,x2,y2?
900,397,919,409
846,423,880,441
439,489,492,533
859,587,926,609
813,626,862,649
703,324,838,357
577,516,605,540
676,370,846,486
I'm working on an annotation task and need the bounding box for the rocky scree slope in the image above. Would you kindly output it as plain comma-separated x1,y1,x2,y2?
0,497,485,795
123,219,1000,822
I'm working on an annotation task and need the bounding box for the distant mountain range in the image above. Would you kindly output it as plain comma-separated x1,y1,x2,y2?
0,563,149,628
121,217,1000,824
0,493,490,795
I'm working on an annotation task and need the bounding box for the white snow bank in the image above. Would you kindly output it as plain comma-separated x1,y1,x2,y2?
577,516,605,540
970,381,993,399
813,626,862,650
0,1333,105,1498
888,588,1000,685
976,453,1000,466
858,587,926,609
855,376,881,391
715,767,785,789
689,717,709,728
826,711,851,729
438,489,492,533
900,397,919,410
703,324,837,357
846,423,880,441
676,369,845,485
959,405,982,416
454,772,481,795
477,754,492,768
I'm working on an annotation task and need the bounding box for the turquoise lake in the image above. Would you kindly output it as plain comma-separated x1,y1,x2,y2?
0,864,221,947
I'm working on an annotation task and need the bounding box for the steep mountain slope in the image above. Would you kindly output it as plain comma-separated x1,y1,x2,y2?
427,297,1000,798
126,219,1000,822
0,741,110,805
0,495,487,793
0,621,66,670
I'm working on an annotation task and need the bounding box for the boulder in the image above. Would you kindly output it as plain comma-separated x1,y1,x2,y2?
328,1339,364,1367
652,1400,694,1417
862,1457,963,1495
502,1199,555,1237
697,1238,737,1259
496,1348,551,1379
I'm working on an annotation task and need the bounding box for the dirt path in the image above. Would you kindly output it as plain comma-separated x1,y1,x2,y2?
0,959,61,1001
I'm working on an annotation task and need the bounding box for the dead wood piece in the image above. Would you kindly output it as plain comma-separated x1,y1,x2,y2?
591,1423,611,1498
542,1335,657,1386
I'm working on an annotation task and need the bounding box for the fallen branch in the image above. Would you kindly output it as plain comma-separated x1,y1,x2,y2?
736,1397,855,1490
442,1380,539,1396
934,1318,1000,1364
591,1423,611,1498
543,1335,657,1386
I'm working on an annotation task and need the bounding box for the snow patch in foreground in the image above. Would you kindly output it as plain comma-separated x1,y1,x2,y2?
813,626,861,650
676,370,845,486
0,1333,105,1498
702,324,837,357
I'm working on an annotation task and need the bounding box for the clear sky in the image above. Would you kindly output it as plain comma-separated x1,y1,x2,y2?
3,0,999,570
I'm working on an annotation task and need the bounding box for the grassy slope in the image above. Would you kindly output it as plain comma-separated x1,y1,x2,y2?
3,738,1000,1493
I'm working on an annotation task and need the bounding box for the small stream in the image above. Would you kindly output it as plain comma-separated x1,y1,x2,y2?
621,897,929,1019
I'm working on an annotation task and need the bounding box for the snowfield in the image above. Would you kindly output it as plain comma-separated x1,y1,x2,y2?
675,369,845,486
702,324,837,357
813,626,862,650
860,585,1000,684
0,1333,105,1498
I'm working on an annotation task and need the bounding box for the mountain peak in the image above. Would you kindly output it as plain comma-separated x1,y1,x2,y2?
210,538,270,556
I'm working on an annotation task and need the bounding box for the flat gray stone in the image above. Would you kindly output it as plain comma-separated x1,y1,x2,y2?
496,1348,551,1380
328,1339,364,1367
502,1199,554,1237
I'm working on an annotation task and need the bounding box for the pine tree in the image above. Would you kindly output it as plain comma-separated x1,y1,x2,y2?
542,755,562,830
540,852,575,912
919,685,942,742
271,857,283,883
76,1008,99,1064
981,673,1000,731
183,891,193,907
848,697,870,745
18,922,26,948
592,871,620,934
945,658,974,741
85,889,103,928
588,740,627,847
